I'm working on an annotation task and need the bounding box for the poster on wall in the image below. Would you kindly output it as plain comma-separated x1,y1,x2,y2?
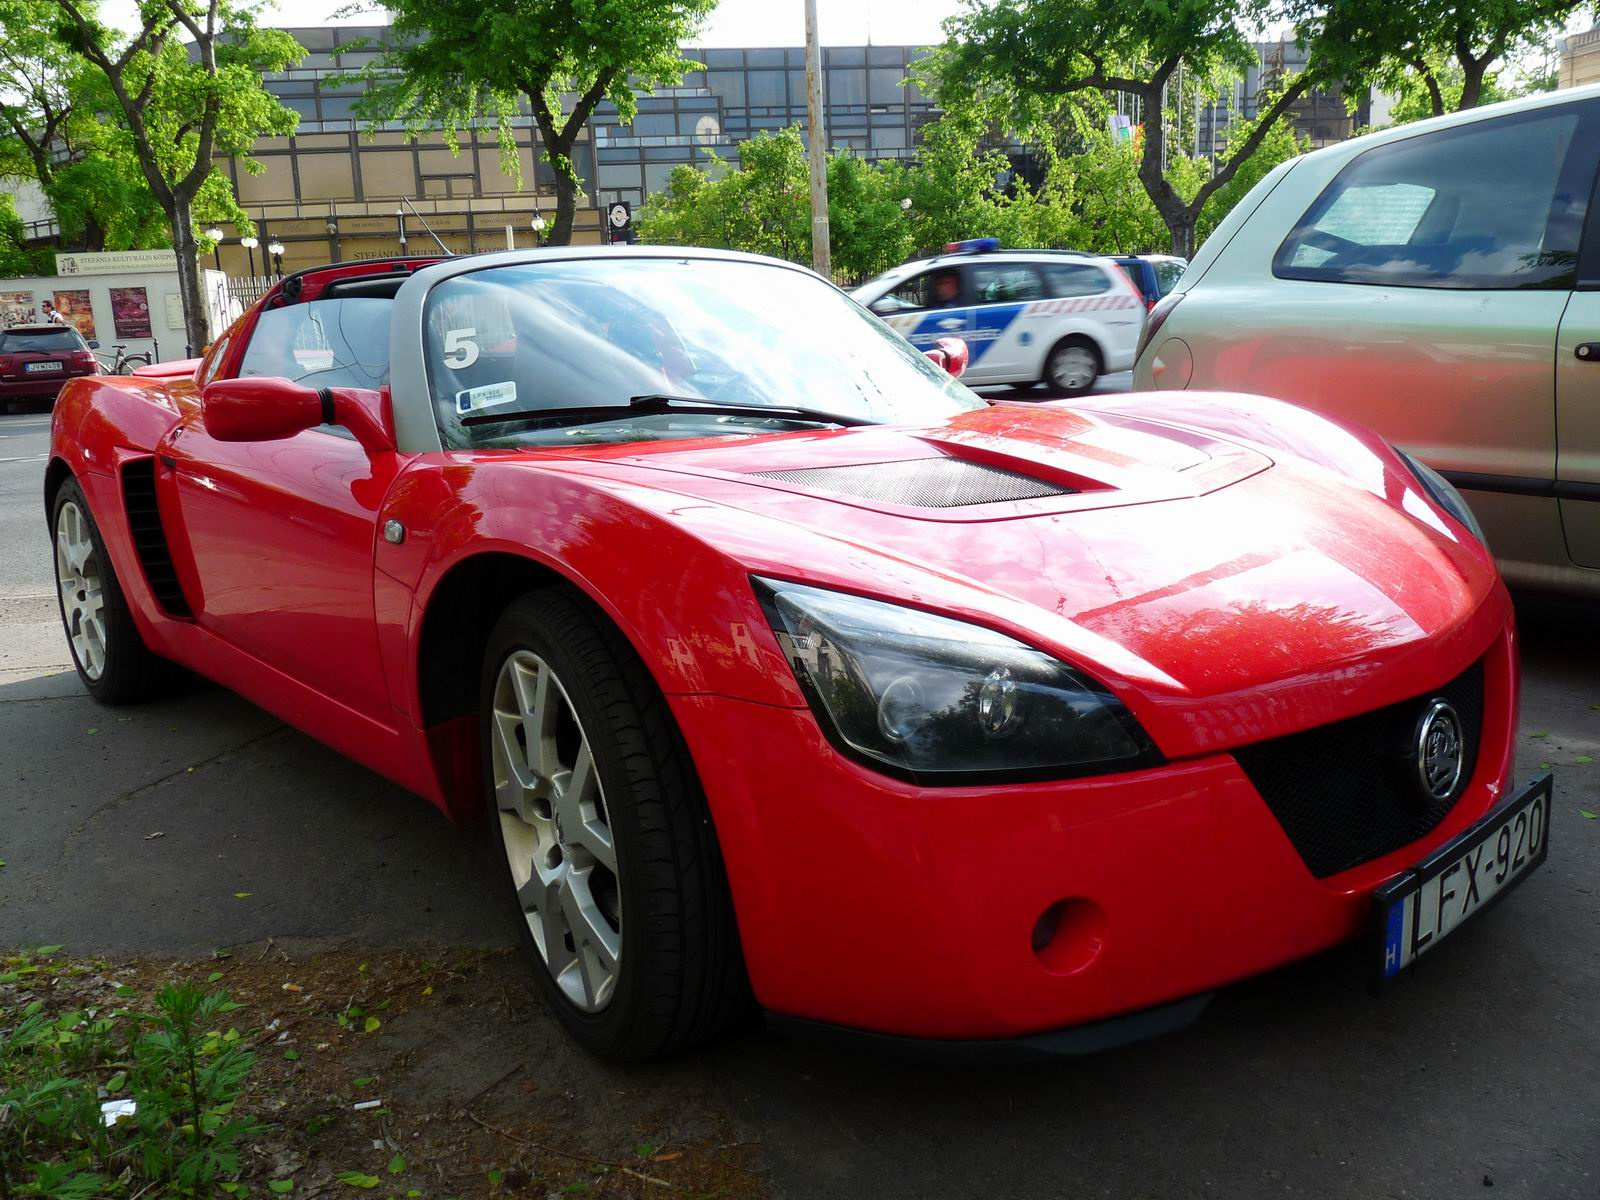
0,292,37,328
109,286,153,339
51,290,97,340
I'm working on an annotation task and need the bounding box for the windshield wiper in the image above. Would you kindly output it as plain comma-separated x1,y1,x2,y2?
461,393,875,429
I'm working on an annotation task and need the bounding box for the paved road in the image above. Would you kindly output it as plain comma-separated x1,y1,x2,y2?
2,402,1596,1199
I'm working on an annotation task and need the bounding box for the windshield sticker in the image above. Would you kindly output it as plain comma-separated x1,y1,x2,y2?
456,381,518,415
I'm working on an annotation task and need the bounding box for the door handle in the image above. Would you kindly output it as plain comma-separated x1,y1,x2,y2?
1576,342,1600,361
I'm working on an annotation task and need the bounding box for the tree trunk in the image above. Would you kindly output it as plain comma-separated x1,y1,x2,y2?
1167,216,1196,259
168,199,211,356
1457,59,1487,110
548,155,578,246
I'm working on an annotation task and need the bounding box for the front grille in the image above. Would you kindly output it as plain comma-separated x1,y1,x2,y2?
750,458,1073,508
1234,661,1484,878
121,458,191,618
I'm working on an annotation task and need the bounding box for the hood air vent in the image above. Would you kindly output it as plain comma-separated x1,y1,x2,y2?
750,458,1075,508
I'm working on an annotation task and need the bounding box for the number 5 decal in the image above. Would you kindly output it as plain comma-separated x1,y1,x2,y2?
442,327,479,369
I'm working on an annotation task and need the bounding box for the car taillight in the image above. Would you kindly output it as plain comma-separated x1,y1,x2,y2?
0,355,12,371
1135,292,1183,361
71,351,96,369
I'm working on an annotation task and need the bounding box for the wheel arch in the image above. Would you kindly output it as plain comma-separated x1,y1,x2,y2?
412,548,694,824
1040,329,1106,384
43,456,73,525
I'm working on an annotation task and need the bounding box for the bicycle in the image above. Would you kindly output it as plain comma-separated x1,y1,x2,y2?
96,344,153,374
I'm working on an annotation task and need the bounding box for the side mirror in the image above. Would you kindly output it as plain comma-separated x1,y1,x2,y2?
923,336,969,379
201,376,395,453
87,339,100,349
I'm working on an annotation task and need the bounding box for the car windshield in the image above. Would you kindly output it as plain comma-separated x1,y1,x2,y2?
424,258,983,449
0,329,80,352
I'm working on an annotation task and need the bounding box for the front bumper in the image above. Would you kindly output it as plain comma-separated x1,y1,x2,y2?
671,622,1518,1043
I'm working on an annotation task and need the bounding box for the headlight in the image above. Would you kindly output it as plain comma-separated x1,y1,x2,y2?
1396,448,1486,545
754,578,1160,782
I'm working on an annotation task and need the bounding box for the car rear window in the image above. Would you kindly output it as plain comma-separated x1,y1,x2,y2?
1274,105,1591,290
0,329,81,352
1042,263,1111,298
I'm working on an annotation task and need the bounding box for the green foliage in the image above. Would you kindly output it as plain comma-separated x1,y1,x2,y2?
927,0,1322,255
1289,0,1579,114
349,0,716,244
0,947,265,1199
1,0,296,257
635,108,1300,273
1194,102,1310,243
0,192,54,275
1379,51,1513,123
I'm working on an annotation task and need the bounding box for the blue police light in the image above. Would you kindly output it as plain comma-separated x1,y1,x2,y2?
943,237,1001,254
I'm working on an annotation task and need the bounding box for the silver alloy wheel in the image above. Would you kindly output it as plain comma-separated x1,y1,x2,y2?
1048,344,1098,392
55,500,106,681
491,650,623,1012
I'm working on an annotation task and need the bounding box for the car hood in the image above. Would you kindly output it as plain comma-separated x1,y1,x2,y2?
527,401,1503,741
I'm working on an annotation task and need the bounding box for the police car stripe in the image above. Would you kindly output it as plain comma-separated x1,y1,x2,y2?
1023,296,1138,316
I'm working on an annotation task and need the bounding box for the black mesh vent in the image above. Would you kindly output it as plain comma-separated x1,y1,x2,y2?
121,458,191,618
1234,661,1484,879
750,458,1074,507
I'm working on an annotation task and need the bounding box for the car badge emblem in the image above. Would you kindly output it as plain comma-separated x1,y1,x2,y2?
1414,699,1464,802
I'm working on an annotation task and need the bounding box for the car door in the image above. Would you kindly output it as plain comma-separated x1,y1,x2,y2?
158,295,401,720
868,268,971,352
1554,219,1600,567
1165,99,1600,558
960,261,1046,383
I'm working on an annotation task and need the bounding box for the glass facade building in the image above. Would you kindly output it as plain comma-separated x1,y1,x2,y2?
211,28,938,276
201,28,1366,277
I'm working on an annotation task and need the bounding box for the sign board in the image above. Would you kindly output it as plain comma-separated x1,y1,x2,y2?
56,249,181,276
164,293,186,331
607,201,635,245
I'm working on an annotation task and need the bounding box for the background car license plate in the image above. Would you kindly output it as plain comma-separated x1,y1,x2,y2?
1372,772,1552,987
25,361,63,373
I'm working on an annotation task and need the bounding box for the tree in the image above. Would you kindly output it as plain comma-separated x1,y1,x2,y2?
350,0,716,248
1292,0,1579,117
46,0,300,350
933,0,1322,257
0,192,54,275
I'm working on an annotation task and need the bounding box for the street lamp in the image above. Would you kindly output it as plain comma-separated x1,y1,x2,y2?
267,239,285,277
531,214,547,246
396,209,407,250
240,235,259,277
205,226,224,270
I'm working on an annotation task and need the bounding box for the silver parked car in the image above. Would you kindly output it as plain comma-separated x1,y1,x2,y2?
1134,84,1600,596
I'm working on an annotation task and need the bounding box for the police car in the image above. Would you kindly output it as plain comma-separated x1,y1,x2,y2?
851,240,1145,395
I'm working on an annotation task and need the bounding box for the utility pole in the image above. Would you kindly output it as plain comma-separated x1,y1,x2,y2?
804,0,831,279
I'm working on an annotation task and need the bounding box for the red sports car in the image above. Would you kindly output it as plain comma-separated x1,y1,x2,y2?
47,250,1551,1062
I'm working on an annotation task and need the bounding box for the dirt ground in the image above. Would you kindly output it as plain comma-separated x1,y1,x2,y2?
3,945,767,1200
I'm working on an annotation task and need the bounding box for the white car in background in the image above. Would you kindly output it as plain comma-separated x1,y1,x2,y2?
852,241,1146,395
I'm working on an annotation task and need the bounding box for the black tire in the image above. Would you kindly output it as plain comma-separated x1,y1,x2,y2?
51,477,180,704
480,586,748,1061
1043,336,1102,397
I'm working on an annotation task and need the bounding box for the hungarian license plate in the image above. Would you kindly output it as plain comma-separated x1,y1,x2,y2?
24,361,63,373
1372,772,1552,988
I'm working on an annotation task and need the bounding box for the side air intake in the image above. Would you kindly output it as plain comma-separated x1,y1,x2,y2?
121,458,192,618
750,458,1074,508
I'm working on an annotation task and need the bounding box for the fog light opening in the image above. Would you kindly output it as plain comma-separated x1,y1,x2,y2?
1031,898,1107,976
